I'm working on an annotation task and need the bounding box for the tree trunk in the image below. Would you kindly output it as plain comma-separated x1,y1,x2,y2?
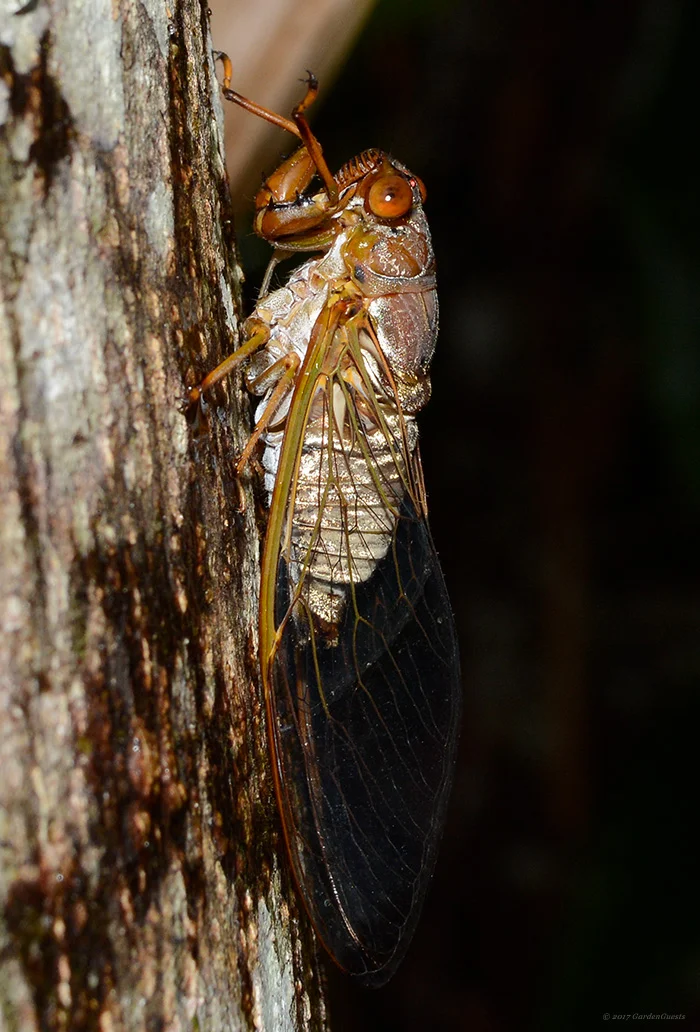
0,1,328,1028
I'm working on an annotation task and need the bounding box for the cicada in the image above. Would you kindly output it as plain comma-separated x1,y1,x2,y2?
192,55,461,987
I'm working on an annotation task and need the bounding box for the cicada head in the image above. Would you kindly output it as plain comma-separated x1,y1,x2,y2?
334,156,435,294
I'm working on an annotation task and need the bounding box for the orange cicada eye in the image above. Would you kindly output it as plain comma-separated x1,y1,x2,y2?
366,174,414,219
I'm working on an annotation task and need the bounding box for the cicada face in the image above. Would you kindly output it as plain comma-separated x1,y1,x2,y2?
197,63,461,986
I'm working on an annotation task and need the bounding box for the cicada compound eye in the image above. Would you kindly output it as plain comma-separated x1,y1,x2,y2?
366,174,414,219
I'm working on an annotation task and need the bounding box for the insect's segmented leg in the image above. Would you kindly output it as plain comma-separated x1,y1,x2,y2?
235,352,300,475
291,76,338,205
189,321,270,404
215,51,338,207
259,254,287,300
215,52,302,140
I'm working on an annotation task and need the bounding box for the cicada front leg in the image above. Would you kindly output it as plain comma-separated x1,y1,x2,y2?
215,52,340,251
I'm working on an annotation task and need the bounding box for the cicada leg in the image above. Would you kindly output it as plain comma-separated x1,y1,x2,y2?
189,322,270,510
188,320,270,405
259,255,284,300
216,50,336,200
289,73,337,205
216,51,302,141
235,352,300,476
214,53,339,245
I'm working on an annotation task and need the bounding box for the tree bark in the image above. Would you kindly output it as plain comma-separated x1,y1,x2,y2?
0,1,328,1028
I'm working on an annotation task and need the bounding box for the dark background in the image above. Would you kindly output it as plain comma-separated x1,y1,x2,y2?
235,1,700,1028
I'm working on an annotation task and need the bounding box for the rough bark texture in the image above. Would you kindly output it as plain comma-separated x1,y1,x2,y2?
0,1,328,1029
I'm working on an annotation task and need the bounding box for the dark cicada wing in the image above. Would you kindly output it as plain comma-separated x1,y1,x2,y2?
261,319,461,986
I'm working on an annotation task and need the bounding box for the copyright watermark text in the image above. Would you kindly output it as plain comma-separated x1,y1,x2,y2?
602,1015,686,1022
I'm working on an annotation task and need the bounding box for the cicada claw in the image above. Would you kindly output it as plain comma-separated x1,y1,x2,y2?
184,384,212,440
294,70,319,114
213,50,233,92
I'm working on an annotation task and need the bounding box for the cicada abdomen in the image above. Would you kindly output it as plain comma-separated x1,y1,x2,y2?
194,58,461,986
